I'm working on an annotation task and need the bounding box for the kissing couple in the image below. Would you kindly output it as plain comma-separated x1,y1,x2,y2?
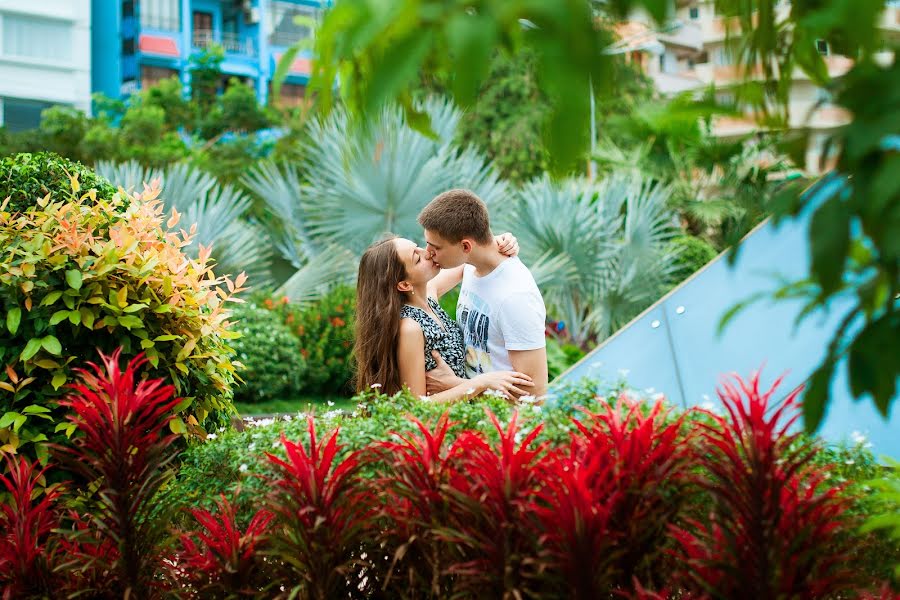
354,189,548,403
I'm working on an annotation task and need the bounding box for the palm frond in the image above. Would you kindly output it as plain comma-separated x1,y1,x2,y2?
275,245,356,305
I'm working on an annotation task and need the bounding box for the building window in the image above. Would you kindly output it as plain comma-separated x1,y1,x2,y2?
2,14,71,62
689,7,700,19
268,2,319,47
193,11,214,47
815,39,829,55
141,65,179,90
271,82,309,108
1,97,56,132
141,0,181,31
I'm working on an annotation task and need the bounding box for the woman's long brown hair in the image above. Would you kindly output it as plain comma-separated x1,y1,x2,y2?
354,237,407,394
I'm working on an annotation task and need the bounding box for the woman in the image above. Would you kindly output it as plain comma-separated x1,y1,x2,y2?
354,235,534,402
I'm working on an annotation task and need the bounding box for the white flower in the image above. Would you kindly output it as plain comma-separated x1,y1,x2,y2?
327,401,335,407
248,443,256,451
206,433,217,440
238,463,248,473
283,415,293,422
532,405,542,414
845,459,855,465
851,430,867,445
701,402,715,411
652,393,665,402
370,383,382,389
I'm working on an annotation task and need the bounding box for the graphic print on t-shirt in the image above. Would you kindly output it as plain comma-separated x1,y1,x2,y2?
458,292,491,376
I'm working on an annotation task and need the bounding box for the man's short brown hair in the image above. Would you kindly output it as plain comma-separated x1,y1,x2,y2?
418,189,492,244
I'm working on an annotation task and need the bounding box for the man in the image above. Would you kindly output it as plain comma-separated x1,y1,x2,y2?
418,189,548,398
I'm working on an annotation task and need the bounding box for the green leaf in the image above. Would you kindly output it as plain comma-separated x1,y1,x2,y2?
153,334,180,342
80,307,95,329
169,416,187,434
446,14,496,106
39,291,63,307
173,396,194,412
51,372,67,390
848,315,900,416
21,338,42,361
6,307,21,335
809,195,850,296
0,411,21,429
803,362,834,433
365,31,433,115
271,45,301,107
117,315,144,329
123,303,149,313
49,310,70,326
68,310,81,325
22,405,51,415
65,269,82,290
41,335,62,355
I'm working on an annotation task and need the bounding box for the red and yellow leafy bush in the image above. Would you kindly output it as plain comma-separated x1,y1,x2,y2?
0,178,245,461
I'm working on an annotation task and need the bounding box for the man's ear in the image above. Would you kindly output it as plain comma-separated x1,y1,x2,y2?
461,239,473,253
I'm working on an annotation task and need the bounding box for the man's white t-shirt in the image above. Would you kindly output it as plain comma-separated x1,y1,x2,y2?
456,256,546,377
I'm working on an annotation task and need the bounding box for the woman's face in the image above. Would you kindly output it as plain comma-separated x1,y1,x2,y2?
394,237,439,287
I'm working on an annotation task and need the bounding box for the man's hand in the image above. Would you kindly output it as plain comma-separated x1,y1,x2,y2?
426,351,466,395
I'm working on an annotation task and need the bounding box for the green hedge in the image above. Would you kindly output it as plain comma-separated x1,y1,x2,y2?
230,301,307,404
0,152,118,214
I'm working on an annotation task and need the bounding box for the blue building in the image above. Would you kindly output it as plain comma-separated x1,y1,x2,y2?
91,0,328,105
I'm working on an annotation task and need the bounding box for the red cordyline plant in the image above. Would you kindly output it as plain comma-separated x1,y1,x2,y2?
539,398,698,597
51,348,183,598
373,413,463,598
264,416,377,600
0,456,63,599
670,371,860,599
438,409,551,599
173,493,275,597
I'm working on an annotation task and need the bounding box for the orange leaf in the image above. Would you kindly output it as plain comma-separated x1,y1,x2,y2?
5,366,18,385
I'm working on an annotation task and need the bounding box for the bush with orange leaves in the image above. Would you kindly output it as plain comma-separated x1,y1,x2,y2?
0,176,246,463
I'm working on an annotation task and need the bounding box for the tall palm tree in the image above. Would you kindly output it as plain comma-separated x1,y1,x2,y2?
498,172,679,346
96,160,272,286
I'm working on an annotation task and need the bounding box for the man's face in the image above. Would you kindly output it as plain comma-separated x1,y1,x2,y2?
423,230,467,269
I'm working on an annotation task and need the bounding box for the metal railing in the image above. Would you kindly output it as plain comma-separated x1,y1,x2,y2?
192,30,256,56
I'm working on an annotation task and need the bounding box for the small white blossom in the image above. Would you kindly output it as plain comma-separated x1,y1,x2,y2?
327,401,335,407
248,443,256,451
851,430,867,445
370,383,382,389
845,459,855,465
238,463,248,473
282,415,293,422
701,402,715,411
206,433,217,440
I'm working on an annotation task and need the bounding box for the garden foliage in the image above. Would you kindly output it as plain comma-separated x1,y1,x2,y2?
1,358,896,598
229,300,307,404
0,152,117,214
0,177,244,461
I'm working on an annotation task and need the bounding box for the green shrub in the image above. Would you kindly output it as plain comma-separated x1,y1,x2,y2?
0,177,244,462
546,337,587,381
268,286,356,396
0,152,118,214
230,300,307,404
667,235,718,285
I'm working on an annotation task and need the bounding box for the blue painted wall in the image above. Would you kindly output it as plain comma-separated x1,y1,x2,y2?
91,0,325,103
557,177,900,459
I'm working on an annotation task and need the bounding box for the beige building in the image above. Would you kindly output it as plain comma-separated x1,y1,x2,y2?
616,0,900,172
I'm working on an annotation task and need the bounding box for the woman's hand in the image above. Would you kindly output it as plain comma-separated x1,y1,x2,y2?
473,370,534,401
495,232,519,257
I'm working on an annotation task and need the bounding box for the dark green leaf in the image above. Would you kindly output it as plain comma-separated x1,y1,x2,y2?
803,362,834,433
809,195,850,296
6,307,21,335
